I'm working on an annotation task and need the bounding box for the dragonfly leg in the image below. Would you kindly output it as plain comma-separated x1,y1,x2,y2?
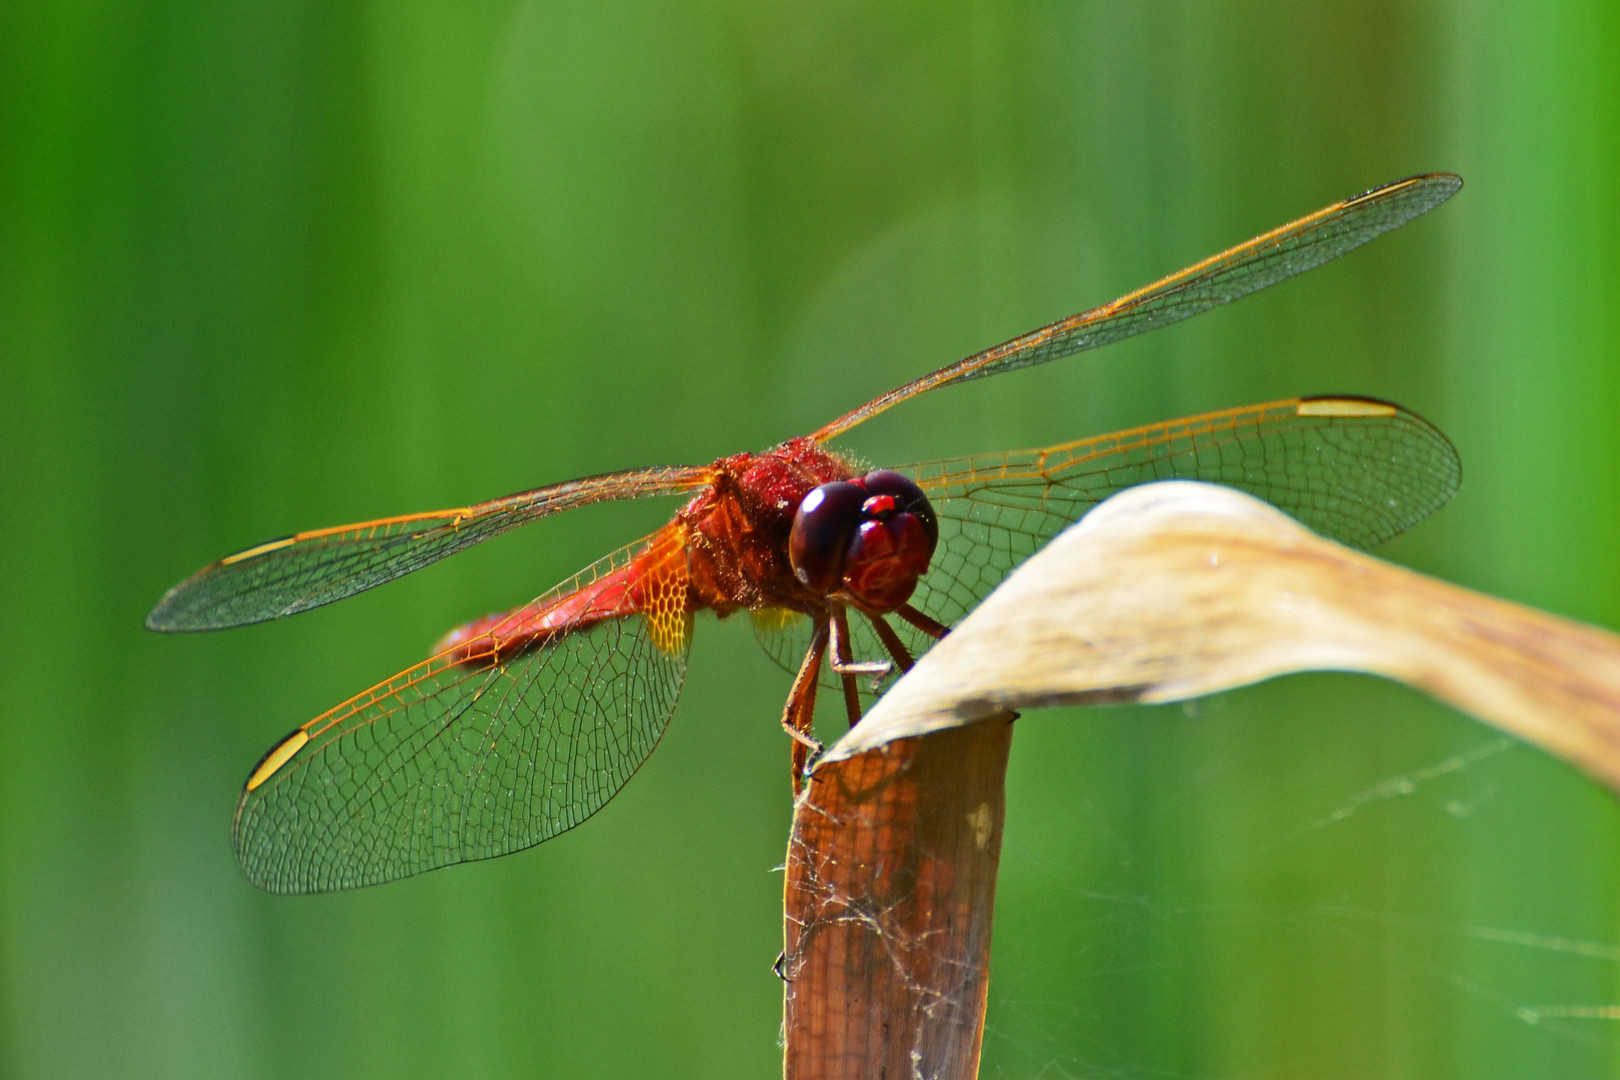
829,606,865,730
896,602,949,640
828,605,891,678
866,613,916,674
781,619,829,793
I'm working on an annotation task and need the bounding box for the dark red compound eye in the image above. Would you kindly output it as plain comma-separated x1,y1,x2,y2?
841,513,933,611
857,470,938,554
788,470,940,612
788,480,867,594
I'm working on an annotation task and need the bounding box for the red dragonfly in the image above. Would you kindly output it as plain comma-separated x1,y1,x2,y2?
150,174,1462,893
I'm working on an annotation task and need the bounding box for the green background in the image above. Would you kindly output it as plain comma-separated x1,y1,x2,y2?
4,0,1618,1076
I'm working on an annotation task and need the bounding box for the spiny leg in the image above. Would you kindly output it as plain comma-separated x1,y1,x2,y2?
829,605,865,730
781,618,829,793
866,612,916,674
897,602,949,640
827,605,891,679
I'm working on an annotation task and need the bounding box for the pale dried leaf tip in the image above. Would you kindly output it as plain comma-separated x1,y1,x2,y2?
823,481,1620,794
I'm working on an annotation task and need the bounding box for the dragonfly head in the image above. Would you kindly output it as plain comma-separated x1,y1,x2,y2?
788,469,938,612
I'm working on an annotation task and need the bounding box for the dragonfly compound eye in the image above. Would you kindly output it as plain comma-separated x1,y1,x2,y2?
841,510,934,612
858,470,938,554
829,470,938,612
789,480,868,594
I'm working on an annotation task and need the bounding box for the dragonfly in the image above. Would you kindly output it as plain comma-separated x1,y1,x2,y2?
149,173,1463,894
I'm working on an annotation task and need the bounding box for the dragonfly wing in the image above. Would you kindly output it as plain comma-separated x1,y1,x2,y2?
815,174,1461,440
148,464,710,632
905,396,1459,634
233,532,693,893
754,396,1458,702
770,176,1464,682
758,397,1458,693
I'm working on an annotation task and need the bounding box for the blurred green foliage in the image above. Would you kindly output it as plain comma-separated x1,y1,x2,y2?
2,1,1617,1077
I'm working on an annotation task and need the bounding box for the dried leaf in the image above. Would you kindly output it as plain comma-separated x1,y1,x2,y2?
830,481,1620,787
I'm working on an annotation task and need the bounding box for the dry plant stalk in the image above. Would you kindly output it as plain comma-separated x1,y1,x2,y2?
781,480,1620,1079
780,718,1012,1079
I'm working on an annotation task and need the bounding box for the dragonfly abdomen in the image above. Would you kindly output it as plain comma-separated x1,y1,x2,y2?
435,524,698,667
433,569,640,667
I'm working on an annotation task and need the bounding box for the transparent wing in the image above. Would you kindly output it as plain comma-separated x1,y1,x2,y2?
760,397,1460,693
908,396,1457,632
814,174,1461,440
233,532,693,894
148,464,710,631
